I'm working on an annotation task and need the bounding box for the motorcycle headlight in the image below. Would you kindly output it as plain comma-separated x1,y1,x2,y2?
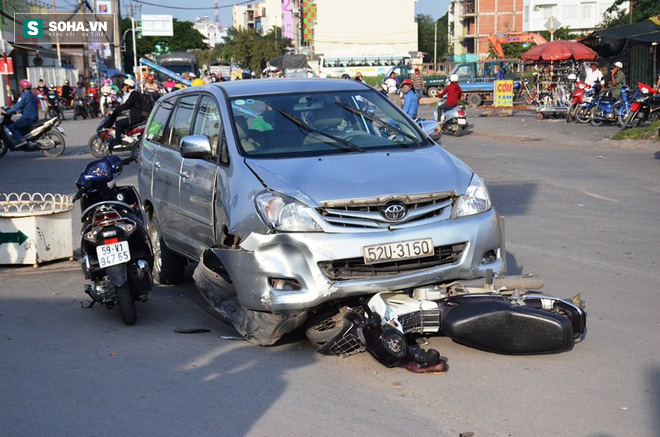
453,174,492,218
255,192,322,232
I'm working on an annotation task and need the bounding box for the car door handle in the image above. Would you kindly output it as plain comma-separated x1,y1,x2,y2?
154,162,161,169
180,171,190,179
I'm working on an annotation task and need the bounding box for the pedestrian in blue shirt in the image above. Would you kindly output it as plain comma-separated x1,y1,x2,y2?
2,79,39,149
401,79,418,119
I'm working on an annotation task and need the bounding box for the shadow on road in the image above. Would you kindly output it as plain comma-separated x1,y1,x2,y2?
487,182,539,216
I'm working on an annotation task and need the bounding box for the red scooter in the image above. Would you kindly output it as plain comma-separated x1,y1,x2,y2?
88,110,145,159
566,81,591,123
621,82,660,129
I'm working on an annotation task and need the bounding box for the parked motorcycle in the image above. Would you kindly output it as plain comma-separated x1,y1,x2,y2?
434,98,469,137
0,111,66,159
46,88,65,120
566,82,590,123
316,271,586,367
73,95,89,120
574,84,600,123
88,110,146,158
74,155,154,325
587,87,628,127
621,82,660,129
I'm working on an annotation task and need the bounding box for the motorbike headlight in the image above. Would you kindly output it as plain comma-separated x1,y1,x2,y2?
255,192,322,232
453,174,492,218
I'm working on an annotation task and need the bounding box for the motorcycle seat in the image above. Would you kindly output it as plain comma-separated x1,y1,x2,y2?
599,97,615,103
21,118,50,133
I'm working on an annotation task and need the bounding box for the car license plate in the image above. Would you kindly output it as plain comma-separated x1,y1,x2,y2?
363,238,434,264
458,118,467,125
96,241,131,268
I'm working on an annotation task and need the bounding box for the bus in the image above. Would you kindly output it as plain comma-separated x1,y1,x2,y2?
317,55,411,79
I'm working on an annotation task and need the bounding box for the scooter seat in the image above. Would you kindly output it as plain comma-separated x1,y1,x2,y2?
19,118,49,134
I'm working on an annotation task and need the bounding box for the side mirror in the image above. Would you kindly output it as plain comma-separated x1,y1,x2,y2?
180,135,212,159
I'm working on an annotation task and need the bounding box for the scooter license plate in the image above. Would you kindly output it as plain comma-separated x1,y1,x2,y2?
96,241,131,268
457,119,467,125
363,238,434,264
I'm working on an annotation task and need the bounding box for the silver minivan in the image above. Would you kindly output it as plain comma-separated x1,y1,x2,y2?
138,78,505,344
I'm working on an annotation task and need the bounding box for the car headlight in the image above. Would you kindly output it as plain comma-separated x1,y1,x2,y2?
453,174,492,218
255,192,322,232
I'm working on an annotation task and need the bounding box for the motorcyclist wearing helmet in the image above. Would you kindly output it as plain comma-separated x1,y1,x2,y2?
107,78,145,151
61,80,74,108
1,79,39,149
401,78,418,118
144,74,159,93
191,78,205,87
437,74,463,121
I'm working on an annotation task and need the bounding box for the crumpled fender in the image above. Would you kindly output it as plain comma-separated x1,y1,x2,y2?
193,250,307,346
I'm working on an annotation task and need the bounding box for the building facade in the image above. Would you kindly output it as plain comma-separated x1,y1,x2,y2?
233,0,417,58
193,16,229,48
449,0,628,60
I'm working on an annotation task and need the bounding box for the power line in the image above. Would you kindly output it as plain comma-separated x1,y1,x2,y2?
130,0,253,11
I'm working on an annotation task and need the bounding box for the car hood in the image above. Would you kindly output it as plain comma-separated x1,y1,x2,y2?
245,146,473,206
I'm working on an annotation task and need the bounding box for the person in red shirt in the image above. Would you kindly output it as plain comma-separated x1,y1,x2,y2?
436,74,462,121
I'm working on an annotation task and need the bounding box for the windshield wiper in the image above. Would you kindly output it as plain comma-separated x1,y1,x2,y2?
335,102,422,147
275,109,364,153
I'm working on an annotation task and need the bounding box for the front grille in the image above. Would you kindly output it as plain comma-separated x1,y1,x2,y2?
319,193,454,229
318,243,466,280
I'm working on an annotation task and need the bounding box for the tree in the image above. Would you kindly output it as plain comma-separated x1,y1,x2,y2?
122,18,207,72
222,27,291,73
601,0,660,27
417,13,448,62
539,26,581,41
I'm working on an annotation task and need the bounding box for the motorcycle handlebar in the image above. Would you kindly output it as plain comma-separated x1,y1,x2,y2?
72,188,84,203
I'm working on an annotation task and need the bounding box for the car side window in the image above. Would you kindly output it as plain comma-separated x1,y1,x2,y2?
191,95,222,161
145,98,174,144
168,94,198,149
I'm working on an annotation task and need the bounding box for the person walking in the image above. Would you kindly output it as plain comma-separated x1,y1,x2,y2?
411,68,425,100
401,79,418,119
610,61,626,99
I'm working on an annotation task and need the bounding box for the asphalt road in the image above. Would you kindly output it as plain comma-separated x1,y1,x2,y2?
1,105,659,437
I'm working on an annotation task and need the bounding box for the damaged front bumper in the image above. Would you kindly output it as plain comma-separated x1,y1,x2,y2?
207,209,505,314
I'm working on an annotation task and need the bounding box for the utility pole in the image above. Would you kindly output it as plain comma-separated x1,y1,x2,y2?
299,0,304,53
130,2,137,76
434,21,437,72
113,0,122,71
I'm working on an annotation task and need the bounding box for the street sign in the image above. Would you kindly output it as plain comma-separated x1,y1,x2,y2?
494,80,514,107
141,15,173,37
0,230,28,245
544,16,562,31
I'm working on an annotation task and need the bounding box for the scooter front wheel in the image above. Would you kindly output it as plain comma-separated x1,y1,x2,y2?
115,283,137,325
575,105,591,123
589,106,604,127
38,130,66,157
88,134,110,158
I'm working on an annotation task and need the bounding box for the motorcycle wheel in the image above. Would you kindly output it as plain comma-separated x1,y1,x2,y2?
305,309,349,344
131,140,141,161
148,213,186,285
566,104,576,123
589,106,604,126
115,283,137,326
0,139,8,159
39,130,66,157
453,125,463,137
88,134,110,158
575,105,591,123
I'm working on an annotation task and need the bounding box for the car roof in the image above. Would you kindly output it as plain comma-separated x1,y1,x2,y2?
197,78,372,97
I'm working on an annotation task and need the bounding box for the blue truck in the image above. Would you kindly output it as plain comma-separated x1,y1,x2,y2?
449,60,525,107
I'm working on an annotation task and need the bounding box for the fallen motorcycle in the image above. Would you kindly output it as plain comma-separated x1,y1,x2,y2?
314,271,586,368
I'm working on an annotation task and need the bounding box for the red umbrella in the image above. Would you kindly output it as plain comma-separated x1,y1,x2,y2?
520,40,598,61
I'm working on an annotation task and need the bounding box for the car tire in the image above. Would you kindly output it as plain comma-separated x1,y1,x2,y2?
426,86,438,98
148,213,186,285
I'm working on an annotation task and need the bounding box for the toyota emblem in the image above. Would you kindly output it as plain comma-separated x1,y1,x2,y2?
381,203,407,221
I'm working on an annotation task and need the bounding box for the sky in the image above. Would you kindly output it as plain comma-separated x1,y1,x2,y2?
117,0,451,27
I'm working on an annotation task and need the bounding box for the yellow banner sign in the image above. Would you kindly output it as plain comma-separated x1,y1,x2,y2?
494,80,514,107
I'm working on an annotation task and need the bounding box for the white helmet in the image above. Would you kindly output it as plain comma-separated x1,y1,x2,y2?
567,73,577,81
613,61,623,69
450,74,459,82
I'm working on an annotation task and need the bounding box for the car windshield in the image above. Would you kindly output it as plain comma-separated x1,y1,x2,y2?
229,89,426,158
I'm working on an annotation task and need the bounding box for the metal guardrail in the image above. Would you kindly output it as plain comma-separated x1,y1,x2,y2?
0,193,74,217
